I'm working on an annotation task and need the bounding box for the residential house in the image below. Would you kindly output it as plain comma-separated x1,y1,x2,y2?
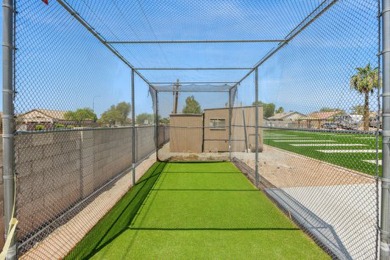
17,109,94,131
299,110,345,129
266,111,305,128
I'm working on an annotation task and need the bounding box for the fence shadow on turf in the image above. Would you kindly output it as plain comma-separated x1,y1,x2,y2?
64,162,167,260
266,188,352,260
232,157,352,260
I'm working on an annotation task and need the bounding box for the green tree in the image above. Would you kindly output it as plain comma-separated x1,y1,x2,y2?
252,101,275,119
276,107,284,114
100,102,131,126
316,107,345,115
100,105,121,126
265,103,276,118
116,102,131,123
350,105,365,115
159,117,170,125
320,107,338,112
350,64,379,130
182,96,202,114
64,108,97,126
136,113,154,125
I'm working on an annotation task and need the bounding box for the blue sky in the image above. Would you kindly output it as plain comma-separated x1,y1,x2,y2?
1,0,381,118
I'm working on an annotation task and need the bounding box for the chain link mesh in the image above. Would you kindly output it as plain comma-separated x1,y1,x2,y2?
254,1,380,258
6,0,382,258
12,1,167,257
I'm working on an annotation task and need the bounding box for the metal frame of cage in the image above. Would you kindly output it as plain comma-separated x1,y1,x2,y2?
2,0,390,258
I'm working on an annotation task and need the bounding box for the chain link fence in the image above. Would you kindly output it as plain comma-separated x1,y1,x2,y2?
2,0,386,258
233,1,380,259
7,0,169,257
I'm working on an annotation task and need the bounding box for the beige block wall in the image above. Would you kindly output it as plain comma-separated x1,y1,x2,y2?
90,129,132,191
8,126,166,246
15,131,82,240
136,126,155,161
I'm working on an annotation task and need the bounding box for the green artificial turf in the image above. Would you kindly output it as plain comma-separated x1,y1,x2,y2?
67,161,328,259
264,129,382,176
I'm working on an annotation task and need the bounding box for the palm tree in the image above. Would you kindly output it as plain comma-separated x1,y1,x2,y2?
350,64,379,131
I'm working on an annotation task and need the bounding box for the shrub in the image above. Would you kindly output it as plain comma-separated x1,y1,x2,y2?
35,124,45,131
55,123,65,129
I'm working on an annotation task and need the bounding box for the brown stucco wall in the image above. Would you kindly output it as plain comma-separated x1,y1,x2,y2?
204,106,263,152
169,114,203,153
203,109,229,152
169,107,263,153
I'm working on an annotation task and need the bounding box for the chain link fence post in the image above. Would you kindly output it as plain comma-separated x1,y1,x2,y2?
228,88,232,160
2,0,16,258
155,90,159,161
255,67,259,187
381,0,390,258
131,69,136,186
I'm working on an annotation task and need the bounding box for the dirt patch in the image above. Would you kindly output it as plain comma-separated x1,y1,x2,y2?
233,145,375,188
158,143,229,162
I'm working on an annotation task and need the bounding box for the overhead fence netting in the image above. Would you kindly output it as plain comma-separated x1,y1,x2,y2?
58,0,328,72
63,0,323,41
140,70,252,87
113,42,278,69
6,0,382,258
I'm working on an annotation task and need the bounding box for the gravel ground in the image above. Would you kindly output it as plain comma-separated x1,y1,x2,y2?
233,145,375,188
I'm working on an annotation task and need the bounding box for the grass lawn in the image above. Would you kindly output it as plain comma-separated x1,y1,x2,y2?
264,129,382,176
66,161,328,259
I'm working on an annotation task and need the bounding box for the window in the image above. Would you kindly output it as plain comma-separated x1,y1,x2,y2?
210,119,226,129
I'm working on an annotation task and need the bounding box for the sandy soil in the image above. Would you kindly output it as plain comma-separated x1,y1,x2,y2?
20,154,156,260
157,143,230,161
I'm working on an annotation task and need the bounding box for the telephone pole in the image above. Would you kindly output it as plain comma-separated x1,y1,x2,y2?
173,79,180,114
